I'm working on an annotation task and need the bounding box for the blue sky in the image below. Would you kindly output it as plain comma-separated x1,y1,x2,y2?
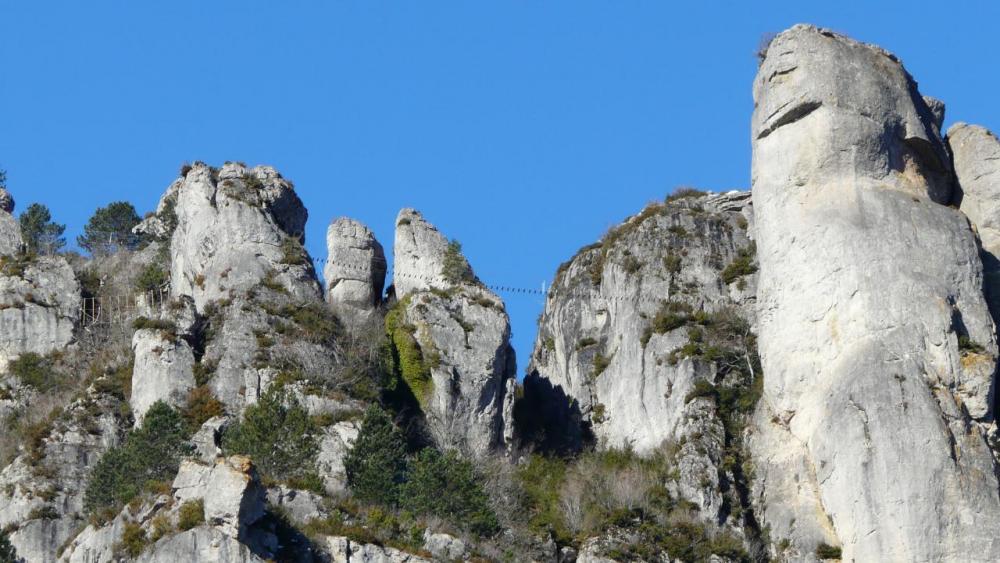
3,1,999,373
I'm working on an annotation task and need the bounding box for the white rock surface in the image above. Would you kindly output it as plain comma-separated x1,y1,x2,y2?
172,456,266,540
751,24,1000,562
422,530,466,560
130,327,196,424
169,162,320,311
323,536,431,562
526,192,756,455
393,208,458,298
325,217,386,325
136,527,268,563
191,416,229,462
317,421,359,495
0,256,80,372
949,122,1000,318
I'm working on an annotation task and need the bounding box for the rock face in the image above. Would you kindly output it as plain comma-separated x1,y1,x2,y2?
526,191,756,455
393,208,455,298
323,536,431,563
389,209,516,457
0,194,21,257
324,217,386,325
0,255,80,371
751,24,1000,562
172,456,266,540
949,122,1000,319
130,327,196,423
169,162,320,312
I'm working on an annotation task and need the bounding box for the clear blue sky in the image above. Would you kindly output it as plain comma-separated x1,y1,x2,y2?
3,1,999,374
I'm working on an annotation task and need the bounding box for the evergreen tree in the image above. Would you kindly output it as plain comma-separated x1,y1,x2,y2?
84,401,191,515
77,201,141,255
344,405,407,506
222,387,319,482
19,203,66,255
401,448,499,536
0,527,17,563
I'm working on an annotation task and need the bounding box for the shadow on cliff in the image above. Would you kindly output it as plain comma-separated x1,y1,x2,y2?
515,371,592,455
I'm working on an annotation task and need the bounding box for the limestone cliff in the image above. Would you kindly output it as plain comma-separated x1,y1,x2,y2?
750,24,1000,562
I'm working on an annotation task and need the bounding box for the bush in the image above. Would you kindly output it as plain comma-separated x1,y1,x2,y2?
666,187,706,202
78,201,142,255
0,527,17,563
116,522,148,558
651,300,693,334
344,406,407,506
134,263,169,293
400,449,499,537
516,455,570,542
816,543,842,559
132,316,177,337
178,499,205,531
222,387,319,483
19,203,66,255
84,402,191,515
181,386,225,432
9,352,61,391
720,243,757,285
441,239,474,284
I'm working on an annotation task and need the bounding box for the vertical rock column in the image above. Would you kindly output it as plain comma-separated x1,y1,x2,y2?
324,217,386,326
750,25,1000,562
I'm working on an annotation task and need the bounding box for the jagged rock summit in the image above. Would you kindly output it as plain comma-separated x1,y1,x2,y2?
751,24,1000,562
388,208,516,457
324,216,386,325
168,161,320,311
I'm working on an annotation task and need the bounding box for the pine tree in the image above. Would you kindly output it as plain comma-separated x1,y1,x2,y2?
19,203,66,255
344,405,407,505
0,527,17,563
77,201,141,255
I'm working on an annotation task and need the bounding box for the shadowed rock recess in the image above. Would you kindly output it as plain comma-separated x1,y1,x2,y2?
4,23,1000,563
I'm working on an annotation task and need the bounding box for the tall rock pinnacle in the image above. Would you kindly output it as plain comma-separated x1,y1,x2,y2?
750,25,1000,562
324,217,386,326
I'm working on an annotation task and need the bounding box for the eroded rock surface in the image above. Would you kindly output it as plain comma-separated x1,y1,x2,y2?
949,122,1000,319
751,24,1000,562
0,256,80,371
324,217,386,326
169,162,320,311
389,209,516,457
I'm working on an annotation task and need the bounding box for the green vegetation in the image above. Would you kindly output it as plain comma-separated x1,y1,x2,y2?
134,263,169,293
116,522,148,558
816,543,843,559
222,387,320,484
591,352,612,379
663,253,682,274
343,406,497,537
19,203,66,255
178,499,205,531
77,201,142,255
666,187,707,202
401,449,499,536
9,352,63,392
132,316,177,339
0,252,35,278
0,527,17,563
384,297,434,407
180,386,225,432
84,402,191,518
344,406,407,506
441,239,475,284
720,243,757,285
280,235,309,266
959,335,986,354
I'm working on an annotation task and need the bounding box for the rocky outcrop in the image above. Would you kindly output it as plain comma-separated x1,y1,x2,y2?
316,421,359,495
169,162,320,312
751,25,1000,562
324,217,386,326
0,255,80,371
172,456,266,540
0,191,21,257
949,122,1000,319
526,191,756,455
130,328,196,424
389,210,516,456
0,392,122,562
393,208,462,298
322,536,432,562
61,456,270,563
